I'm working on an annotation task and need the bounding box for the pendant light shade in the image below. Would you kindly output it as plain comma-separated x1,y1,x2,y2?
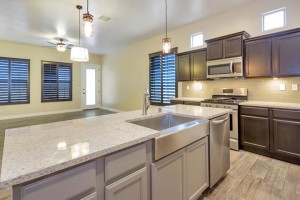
70,47,89,62
82,0,94,38
71,5,89,62
162,0,171,54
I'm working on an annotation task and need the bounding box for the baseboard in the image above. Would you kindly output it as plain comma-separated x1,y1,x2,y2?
0,109,82,121
100,106,123,113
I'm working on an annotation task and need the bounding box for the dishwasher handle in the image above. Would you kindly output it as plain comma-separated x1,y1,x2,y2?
211,116,229,125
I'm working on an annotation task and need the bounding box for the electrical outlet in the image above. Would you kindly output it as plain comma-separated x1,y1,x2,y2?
292,84,298,91
279,84,286,91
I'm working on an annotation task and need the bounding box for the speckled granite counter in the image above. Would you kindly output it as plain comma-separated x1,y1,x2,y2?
170,97,206,102
239,101,300,109
0,104,230,189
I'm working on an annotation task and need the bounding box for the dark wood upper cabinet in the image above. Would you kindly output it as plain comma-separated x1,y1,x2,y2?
177,49,207,81
206,31,250,61
224,36,243,58
191,51,207,80
272,32,300,77
207,40,223,61
177,54,191,81
245,38,272,77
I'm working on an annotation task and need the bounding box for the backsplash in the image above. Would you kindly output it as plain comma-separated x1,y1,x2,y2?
179,77,300,103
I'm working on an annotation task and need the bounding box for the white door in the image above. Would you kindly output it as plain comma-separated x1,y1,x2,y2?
81,64,100,110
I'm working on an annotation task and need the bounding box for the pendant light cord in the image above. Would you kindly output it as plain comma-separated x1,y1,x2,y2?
165,0,168,38
78,7,81,47
87,0,89,14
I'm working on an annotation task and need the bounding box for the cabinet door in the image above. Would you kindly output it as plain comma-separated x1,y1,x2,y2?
207,40,223,60
272,32,300,77
191,51,207,80
241,115,270,151
245,38,272,77
80,192,97,200
224,36,242,58
186,138,209,200
105,167,147,200
273,119,300,159
152,149,186,200
177,55,191,81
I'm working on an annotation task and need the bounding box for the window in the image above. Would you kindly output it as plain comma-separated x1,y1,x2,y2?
0,57,30,105
149,49,177,105
263,8,286,32
191,32,204,48
42,61,72,102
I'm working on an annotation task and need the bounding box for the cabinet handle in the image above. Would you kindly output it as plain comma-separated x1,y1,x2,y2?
230,61,233,73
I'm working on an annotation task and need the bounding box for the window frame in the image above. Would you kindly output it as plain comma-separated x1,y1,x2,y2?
262,7,286,32
191,32,204,48
0,56,30,106
149,48,178,106
41,61,73,103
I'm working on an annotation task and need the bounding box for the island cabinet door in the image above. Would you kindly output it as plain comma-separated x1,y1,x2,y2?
186,137,209,200
105,167,147,200
152,149,186,200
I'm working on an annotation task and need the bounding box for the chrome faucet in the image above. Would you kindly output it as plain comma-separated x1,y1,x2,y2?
142,89,150,115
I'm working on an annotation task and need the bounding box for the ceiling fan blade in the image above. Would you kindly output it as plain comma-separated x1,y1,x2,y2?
47,41,56,46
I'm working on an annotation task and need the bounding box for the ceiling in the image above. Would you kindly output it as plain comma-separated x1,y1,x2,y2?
0,0,257,54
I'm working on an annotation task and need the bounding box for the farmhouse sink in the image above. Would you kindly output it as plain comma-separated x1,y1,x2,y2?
129,114,197,131
128,113,209,160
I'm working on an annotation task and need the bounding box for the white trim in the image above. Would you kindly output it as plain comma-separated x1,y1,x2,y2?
0,109,82,121
100,106,123,113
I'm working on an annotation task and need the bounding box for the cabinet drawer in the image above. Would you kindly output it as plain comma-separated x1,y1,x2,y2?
240,106,269,117
21,162,96,200
105,143,146,182
273,109,300,120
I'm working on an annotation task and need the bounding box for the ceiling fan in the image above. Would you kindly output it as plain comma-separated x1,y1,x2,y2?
47,38,73,52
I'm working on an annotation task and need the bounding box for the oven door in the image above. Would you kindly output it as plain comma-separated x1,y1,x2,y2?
229,110,239,150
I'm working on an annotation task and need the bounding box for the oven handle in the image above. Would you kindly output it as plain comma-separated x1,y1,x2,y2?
211,116,229,125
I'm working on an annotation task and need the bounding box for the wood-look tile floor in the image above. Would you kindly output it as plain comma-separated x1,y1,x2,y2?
0,109,299,200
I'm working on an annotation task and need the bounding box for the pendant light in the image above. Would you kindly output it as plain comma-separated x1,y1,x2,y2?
70,5,89,62
162,0,171,54
82,0,94,38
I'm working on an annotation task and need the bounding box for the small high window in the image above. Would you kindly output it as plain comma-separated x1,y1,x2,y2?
191,32,204,48
262,8,286,32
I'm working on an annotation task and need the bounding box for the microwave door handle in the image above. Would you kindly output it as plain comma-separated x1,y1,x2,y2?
230,61,233,73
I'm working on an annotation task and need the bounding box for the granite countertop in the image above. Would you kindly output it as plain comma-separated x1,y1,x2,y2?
0,104,231,189
239,101,300,109
170,97,206,102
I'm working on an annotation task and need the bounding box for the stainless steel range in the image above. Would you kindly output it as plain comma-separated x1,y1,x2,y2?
201,88,248,151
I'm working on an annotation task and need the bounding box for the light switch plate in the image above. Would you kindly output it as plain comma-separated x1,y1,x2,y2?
187,85,190,90
292,84,298,91
280,84,286,91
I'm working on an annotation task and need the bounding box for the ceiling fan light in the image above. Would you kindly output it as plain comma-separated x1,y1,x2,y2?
83,13,94,38
70,47,89,62
56,43,67,52
162,38,171,54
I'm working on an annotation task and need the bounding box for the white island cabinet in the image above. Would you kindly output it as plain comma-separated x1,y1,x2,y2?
152,137,209,200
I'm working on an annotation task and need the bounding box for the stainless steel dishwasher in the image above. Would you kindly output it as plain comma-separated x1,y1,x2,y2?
209,113,230,187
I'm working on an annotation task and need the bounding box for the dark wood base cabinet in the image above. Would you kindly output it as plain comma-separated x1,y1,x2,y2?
240,106,300,165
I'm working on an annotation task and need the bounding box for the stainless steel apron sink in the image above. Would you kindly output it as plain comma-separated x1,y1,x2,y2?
128,114,209,160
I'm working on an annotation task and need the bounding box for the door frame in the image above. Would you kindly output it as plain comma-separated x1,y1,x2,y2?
81,64,101,110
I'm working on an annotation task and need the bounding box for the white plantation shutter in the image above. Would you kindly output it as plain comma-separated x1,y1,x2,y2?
0,57,29,105
42,61,72,102
149,49,177,105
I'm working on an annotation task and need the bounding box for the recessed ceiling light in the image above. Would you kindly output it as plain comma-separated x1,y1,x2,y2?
98,15,111,22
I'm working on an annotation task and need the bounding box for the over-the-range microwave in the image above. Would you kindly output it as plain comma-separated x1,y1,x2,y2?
207,57,243,79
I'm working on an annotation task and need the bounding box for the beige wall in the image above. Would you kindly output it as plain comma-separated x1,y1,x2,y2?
0,40,102,117
181,77,300,103
102,0,300,111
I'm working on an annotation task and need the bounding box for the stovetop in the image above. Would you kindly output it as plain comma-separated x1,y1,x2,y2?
201,97,247,105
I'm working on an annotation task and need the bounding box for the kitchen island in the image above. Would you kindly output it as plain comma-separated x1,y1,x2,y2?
1,105,231,200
